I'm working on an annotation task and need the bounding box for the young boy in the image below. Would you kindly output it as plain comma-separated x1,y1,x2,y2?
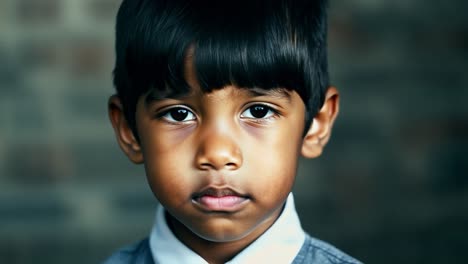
104,0,361,263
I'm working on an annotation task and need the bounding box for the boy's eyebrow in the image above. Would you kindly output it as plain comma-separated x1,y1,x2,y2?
246,87,292,101
144,87,292,105
144,89,192,105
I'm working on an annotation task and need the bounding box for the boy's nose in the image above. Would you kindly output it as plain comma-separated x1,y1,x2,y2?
194,125,243,171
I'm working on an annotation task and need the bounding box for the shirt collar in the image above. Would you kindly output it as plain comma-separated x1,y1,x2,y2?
149,193,305,264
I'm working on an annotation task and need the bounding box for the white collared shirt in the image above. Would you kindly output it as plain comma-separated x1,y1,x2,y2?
149,193,305,264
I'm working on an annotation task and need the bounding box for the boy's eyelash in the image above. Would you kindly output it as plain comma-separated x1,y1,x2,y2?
154,104,280,124
155,106,196,123
241,104,281,121
156,105,188,115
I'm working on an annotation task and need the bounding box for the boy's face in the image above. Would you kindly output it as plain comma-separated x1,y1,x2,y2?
109,61,339,250
137,83,306,243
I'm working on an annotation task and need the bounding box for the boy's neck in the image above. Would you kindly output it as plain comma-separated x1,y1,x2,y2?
165,210,282,264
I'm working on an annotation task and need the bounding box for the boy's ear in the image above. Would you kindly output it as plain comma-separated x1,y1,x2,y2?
301,86,340,158
108,95,144,164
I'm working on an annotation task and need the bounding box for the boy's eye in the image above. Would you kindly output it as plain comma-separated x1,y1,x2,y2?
160,107,196,122
241,105,275,119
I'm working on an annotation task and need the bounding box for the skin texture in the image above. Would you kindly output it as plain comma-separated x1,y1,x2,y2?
108,64,340,263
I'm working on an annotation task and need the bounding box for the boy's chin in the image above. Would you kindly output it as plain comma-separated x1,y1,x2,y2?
167,204,282,245
187,221,254,243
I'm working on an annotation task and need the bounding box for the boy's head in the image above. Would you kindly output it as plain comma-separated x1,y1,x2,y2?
113,0,330,135
109,0,339,261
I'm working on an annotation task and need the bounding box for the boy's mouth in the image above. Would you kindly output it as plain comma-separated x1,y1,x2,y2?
192,187,249,212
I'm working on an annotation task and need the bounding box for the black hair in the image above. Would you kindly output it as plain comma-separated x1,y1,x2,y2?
113,0,329,134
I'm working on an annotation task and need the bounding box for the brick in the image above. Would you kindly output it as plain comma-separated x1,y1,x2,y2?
4,142,74,183
86,0,121,22
65,39,113,78
16,0,62,25
0,47,21,91
0,196,70,224
18,41,61,71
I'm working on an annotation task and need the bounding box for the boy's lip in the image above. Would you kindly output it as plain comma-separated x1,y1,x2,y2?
192,187,250,212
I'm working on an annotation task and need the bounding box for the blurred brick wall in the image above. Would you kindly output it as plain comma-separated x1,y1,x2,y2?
0,0,467,263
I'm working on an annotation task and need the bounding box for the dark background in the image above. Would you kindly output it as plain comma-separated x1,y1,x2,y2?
1,0,467,263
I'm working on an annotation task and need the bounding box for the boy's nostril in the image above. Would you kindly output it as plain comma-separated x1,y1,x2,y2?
225,162,238,169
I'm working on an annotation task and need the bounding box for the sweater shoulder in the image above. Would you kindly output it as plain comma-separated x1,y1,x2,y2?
293,234,362,264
